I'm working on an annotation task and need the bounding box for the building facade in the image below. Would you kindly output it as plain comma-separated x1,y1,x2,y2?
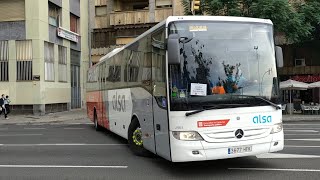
0,0,89,115
278,40,320,106
89,0,184,64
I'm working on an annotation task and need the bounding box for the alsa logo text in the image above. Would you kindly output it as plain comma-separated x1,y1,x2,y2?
253,115,272,124
112,92,126,112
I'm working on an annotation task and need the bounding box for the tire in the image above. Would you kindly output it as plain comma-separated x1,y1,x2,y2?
94,111,102,131
128,118,151,157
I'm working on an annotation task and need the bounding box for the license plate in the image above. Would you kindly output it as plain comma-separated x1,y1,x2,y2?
228,146,252,154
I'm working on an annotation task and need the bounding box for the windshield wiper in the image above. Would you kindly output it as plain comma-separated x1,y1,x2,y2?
185,106,214,117
185,96,281,117
185,104,249,117
252,96,281,110
231,95,281,110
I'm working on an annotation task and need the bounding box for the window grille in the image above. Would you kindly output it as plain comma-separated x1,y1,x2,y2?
0,41,8,81
16,40,32,81
58,46,67,82
44,42,55,81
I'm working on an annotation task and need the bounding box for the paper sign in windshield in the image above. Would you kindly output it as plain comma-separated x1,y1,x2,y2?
197,119,230,128
189,25,207,32
190,83,207,96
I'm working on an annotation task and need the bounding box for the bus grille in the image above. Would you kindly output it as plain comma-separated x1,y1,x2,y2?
201,127,271,143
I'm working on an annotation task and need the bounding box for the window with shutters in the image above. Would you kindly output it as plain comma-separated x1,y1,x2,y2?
0,41,9,81
44,42,55,81
16,40,32,81
58,46,67,82
49,2,61,27
70,13,80,33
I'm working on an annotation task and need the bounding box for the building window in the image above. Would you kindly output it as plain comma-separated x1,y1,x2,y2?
58,46,67,82
70,13,80,33
49,2,61,27
44,42,55,81
95,5,107,16
295,58,306,67
16,40,32,81
0,41,9,81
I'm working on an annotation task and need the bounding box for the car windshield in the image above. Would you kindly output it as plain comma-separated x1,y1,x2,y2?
168,21,280,111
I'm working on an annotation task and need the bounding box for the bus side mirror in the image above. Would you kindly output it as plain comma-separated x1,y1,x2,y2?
275,46,283,68
167,34,180,65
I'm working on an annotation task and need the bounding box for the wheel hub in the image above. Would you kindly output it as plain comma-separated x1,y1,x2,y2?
132,128,143,146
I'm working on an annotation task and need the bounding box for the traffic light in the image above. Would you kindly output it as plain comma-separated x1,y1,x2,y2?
191,0,201,14
193,0,200,11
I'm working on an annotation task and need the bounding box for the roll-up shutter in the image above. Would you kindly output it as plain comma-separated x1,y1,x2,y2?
0,0,25,21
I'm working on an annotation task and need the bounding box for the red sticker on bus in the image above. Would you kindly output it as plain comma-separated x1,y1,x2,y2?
197,119,230,128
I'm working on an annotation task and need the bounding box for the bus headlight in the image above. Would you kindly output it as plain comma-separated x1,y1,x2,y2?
172,131,203,141
271,123,283,134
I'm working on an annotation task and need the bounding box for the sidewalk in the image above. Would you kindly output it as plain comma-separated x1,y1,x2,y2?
282,114,320,122
0,109,90,125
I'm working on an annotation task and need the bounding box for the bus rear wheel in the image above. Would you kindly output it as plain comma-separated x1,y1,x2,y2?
128,119,150,157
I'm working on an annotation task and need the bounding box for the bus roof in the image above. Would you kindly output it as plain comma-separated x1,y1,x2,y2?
166,16,273,25
94,16,273,66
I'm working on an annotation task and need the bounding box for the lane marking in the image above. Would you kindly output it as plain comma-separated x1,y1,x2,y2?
63,128,85,130
229,168,320,172
0,165,127,168
256,153,320,159
286,139,320,141
0,143,127,146
285,145,320,148
0,134,42,137
284,130,318,133
24,128,46,130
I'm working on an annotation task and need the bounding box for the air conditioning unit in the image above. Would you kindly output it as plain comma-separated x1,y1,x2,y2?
295,58,306,66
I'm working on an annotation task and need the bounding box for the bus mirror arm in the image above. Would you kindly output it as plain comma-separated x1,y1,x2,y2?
167,34,181,65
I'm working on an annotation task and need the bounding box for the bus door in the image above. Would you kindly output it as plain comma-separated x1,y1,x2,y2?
151,29,171,161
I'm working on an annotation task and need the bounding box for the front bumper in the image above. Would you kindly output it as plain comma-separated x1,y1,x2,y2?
170,130,284,162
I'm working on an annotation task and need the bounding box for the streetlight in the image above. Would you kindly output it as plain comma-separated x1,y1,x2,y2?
260,68,272,96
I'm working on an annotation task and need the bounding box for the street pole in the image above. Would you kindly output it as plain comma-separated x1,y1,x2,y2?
254,46,260,96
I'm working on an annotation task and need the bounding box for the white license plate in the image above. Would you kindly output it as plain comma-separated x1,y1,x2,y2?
228,146,252,154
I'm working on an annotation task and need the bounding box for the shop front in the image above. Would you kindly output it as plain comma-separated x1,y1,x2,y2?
281,75,320,114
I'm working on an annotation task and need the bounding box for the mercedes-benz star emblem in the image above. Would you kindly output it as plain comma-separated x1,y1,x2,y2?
235,129,244,139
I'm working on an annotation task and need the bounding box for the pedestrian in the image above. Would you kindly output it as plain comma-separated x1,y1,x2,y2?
0,94,4,118
4,95,10,119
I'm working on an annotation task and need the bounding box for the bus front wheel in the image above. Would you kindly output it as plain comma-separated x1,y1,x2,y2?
128,118,150,157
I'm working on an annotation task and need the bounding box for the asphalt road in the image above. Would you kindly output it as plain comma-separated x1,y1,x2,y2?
0,121,320,180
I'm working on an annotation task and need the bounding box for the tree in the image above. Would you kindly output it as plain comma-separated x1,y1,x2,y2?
181,0,320,43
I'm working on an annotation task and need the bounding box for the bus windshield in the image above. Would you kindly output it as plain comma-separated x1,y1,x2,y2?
168,21,279,111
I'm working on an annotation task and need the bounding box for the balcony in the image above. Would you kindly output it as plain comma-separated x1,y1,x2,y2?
109,7,172,26
155,7,173,22
278,66,320,75
95,16,109,28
